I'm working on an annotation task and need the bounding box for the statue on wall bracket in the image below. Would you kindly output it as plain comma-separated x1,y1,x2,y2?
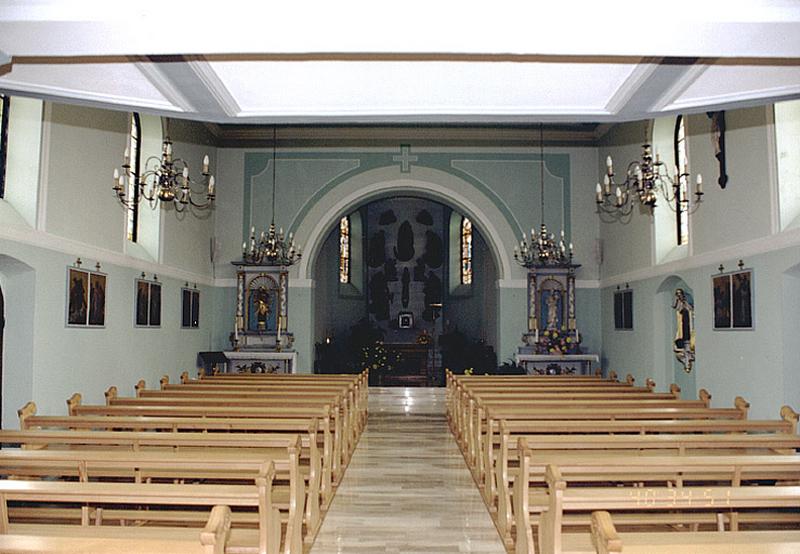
672,288,696,373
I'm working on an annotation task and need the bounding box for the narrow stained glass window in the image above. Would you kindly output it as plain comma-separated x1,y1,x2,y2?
127,113,142,242
461,216,473,285
339,216,350,284
0,95,9,198
674,115,689,246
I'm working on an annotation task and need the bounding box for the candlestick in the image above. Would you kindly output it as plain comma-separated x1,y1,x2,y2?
277,315,282,344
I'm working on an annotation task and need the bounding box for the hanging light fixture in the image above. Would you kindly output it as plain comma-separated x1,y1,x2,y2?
113,126,215,212
514,124,573,268
242,127,302,267
594,127,703,221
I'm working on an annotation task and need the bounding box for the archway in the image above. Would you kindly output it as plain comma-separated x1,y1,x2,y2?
0,254,35,428
288,165,526,373
311,194,499,381
654,275,696,399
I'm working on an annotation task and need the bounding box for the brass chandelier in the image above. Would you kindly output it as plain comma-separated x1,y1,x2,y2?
595,143,703,221
113,131,215,212
241,127,302,267
514,124,573,268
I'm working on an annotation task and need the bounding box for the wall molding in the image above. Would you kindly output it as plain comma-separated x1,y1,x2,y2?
0,225,215,286
600,225,800,289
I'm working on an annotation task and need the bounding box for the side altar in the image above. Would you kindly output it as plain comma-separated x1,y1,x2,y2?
514,223,599,375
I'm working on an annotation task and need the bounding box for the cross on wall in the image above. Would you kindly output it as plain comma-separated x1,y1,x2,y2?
393,145,418,173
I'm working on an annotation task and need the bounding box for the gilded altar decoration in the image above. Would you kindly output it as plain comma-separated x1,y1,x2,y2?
672,288,696,372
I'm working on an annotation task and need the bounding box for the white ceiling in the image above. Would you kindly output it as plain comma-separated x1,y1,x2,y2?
1,1,799,124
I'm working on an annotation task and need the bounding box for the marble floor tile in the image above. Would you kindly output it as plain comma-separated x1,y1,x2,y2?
311,387,506,554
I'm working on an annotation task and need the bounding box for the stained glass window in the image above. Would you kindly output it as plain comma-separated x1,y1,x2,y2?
339,216,350,284
127,113,142,242
0,95,9,198
674,115,689,246
461,216,473,285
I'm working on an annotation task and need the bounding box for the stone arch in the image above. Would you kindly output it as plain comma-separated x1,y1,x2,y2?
292,165,522,283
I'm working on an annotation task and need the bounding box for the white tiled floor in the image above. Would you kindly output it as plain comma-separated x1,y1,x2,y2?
310,387,506,554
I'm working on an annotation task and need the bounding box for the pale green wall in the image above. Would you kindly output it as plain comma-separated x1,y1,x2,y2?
598,105,798,418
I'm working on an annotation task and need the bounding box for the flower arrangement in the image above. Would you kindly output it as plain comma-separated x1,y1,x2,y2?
538,327,578,355
360,341,400,372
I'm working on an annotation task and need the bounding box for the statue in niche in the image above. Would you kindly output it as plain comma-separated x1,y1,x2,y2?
249,287,272,332
394,221,415,262
672,288,695,372
367,230,386,268
545,290,561,330
422,230,444,268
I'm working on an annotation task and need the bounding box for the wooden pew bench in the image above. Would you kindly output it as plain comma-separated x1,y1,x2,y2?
0,505,232,554
492,431,800,543
18,405,334,507
590,510,800,554
0,431,311,553
523,467,800,554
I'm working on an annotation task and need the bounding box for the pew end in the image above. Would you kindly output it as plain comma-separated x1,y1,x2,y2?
594,368,603,377
669,383,681,398
104,387,118,405
625,374,635,385
590,511,622,554
608,371,618,382
134,380,146,397
735,396,751,418
645,378,656,391
160,375,169,389
699,388,712,407
66,393,82,416
17,402,37,429
181,371,190,384
780,405,799,435
199,505,233,554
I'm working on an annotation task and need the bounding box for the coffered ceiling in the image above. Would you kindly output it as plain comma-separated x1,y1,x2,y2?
1,1,799,124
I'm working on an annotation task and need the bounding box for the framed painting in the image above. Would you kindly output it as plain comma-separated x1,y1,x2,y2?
135,279,150,327
88,272,107,327
182,288,200,328
148,282,161,327
66,268,89,326
712,268,753,330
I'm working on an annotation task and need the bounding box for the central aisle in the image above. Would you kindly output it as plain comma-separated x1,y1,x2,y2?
311,387,506,554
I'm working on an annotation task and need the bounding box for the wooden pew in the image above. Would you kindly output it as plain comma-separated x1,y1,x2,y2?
18,403,334,507
0,430,308,553
0,504,232,554
0,477,283,554
590,510,800,554
531,466,800,554
65,394,349,482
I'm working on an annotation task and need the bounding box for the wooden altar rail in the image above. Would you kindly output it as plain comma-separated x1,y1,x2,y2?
524,465,800,554
17,411,334,506
0,463,282,554
66,396,349,483
491,424,800,541
589,510,800,554
0,431,308,554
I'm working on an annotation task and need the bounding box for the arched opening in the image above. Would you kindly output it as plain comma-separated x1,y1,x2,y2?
782,263,800,410
654,275,696,399
312,194,499,384
0,254,35,428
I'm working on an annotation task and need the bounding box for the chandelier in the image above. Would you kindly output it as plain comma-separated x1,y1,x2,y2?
595,143,703,221
113,131,215,212
514,124,573,268
242,127,302,267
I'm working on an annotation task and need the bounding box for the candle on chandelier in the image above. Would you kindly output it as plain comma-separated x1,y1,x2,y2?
606,155,613,173
208,176,215,195
182,167,189,187
202,155,210,174
696,173,703,195
123,148,130,165
603,174,611,195
595,183,602,203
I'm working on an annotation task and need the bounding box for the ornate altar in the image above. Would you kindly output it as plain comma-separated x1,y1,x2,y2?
514,353,599,375
521,263,582,354
225,262,295,373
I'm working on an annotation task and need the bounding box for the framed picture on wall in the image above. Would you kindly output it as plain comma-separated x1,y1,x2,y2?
613,288,633,330
135,277,161,328
67,266,106,328
712,268,753,330
181,287,200,328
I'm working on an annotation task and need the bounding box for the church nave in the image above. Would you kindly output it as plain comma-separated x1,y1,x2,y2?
311,387,505,554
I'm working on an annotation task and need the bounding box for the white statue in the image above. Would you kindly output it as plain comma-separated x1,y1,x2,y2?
545,290,561,330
